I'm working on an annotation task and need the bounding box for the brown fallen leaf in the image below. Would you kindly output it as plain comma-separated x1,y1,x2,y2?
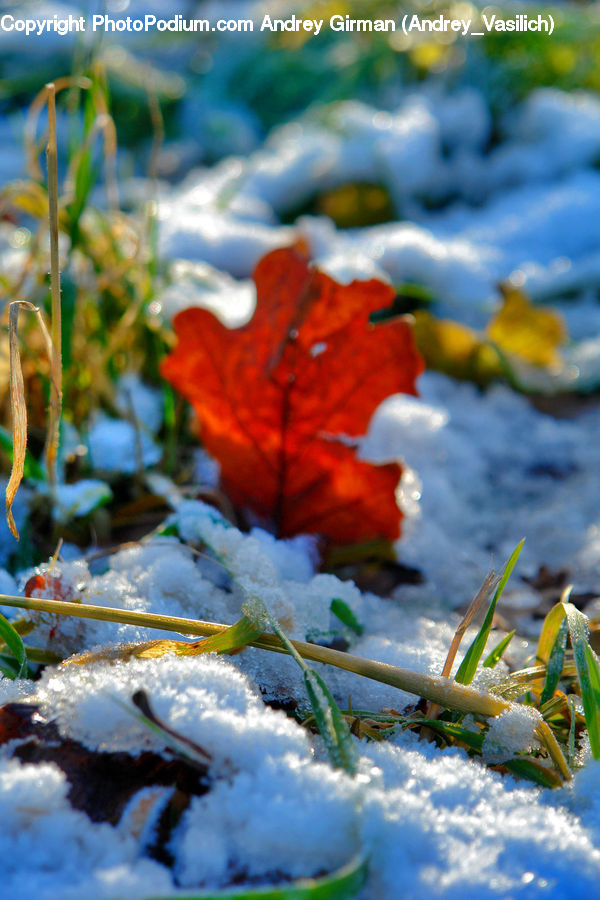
0,701,210,828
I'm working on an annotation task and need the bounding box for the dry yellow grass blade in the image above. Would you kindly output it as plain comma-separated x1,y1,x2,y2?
534,720,572,781
425,570,498,720
0,591,510,718
45,83,62,492
441,571,499,679
6,301,54,539
24,76,92,181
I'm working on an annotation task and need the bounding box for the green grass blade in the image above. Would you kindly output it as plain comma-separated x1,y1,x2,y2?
267,614,358,776
563,602,600,759
483,630,515,668
330,599,363,636
0,426,44,481
504,759,560,789
112,692,211,771
146,853,368,899
123,616,265,662
455,539,524,685
540,618,568,706
0,654,23,679
0,612,26,678
190,616,265,655
585,644,600,742
304,668,358,776
567,694,578,767
410,718,485,751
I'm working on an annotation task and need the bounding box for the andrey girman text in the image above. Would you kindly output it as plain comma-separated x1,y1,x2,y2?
0,11,555,37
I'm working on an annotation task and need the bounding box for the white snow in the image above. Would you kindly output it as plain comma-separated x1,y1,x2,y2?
54,480,112,522
482,704,544,763
0,757,172,900
4,647,600,899
114,374,164,436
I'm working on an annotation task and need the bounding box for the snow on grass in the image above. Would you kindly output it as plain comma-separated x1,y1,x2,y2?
482,704,544,764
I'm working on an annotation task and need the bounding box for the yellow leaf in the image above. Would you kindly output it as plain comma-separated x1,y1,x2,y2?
487,284,566,368
412,310,501,385
316,182,394,229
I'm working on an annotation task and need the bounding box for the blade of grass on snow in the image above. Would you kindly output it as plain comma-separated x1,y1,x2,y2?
563,599,600,759
303,666,359,775
265,611,359,776
409,718,484,752
504,758,561,789
146,853,368,900
540,616,568,706
0,591,510,718
330,598,363,636
0,612,27,678
66,615,265,665
455,539,524,685
483,630,515,669
113,689,211,771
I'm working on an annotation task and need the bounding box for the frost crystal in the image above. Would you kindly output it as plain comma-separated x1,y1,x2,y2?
241,596,270,630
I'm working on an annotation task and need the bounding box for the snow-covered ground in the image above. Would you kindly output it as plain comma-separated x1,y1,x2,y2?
0,502,600,900
2,17,600,897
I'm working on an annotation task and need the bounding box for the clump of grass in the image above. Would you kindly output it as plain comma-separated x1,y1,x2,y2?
6,83,63,539
0,69,174,563
0,70,167,431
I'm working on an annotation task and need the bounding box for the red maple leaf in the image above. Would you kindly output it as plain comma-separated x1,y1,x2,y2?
161,247,424,545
